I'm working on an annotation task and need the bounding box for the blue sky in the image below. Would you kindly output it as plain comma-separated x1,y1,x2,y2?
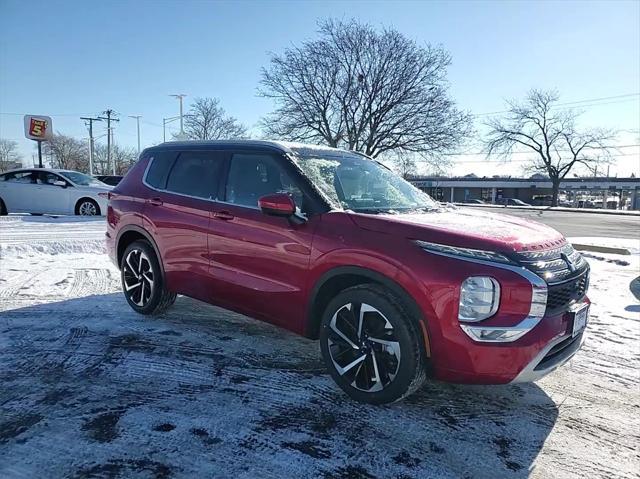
1,0,638,176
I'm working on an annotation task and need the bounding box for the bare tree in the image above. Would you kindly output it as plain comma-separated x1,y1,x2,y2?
0,139,23,171
183,97,247,140
259,19,471,160
393,152,418,179
94,143,138,175
42,133,88,171
485,90,616,206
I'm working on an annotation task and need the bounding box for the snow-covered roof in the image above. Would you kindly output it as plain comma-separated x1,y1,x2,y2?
155,139,365,158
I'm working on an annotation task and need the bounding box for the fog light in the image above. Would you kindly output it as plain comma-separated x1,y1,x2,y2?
460,325,527,342
458,276,500,322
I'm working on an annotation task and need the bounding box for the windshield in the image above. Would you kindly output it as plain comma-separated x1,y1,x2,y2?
58,171,105,187
292,150,437,213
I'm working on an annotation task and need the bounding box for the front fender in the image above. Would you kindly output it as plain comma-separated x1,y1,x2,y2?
304,250,438,351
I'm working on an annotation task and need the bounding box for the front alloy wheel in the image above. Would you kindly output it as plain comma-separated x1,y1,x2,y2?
78,200,98,216
320,284,428,404
327,302,401,393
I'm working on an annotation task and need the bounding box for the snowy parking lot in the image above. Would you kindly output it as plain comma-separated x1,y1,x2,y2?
0,216,638,479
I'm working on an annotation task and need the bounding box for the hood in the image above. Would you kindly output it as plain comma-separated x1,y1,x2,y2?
348,207,565,253
74,183,113,192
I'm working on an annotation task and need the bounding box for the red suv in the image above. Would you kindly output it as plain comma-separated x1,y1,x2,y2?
106,141,590,404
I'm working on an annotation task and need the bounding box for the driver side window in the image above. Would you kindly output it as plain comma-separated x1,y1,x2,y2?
225,153,306,212
37,171,66,186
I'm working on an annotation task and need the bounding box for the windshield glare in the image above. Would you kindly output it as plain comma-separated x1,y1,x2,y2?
59,171,105,187
293,151,437,213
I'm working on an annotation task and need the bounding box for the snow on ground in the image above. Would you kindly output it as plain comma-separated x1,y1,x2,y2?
0,216,638,479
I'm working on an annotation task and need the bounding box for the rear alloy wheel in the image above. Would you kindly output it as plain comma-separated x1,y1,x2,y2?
121,240,176,315
123,249,154,307
77,199,100,216
320,284,428,404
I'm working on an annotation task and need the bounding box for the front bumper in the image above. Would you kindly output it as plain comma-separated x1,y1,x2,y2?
511,330,585,382
430,304,587,384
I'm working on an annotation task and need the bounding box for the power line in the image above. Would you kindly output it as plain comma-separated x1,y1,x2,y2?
473,92,640,117
454,154,637,165
443,144,640,157
0,112,95,117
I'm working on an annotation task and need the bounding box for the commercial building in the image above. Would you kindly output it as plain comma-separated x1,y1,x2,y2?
410,176,640,210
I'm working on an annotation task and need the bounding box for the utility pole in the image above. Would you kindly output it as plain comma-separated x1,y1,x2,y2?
128,115,142,154
80,116,102,175
169,94,187,138
98,109,119,175
163,116,179,142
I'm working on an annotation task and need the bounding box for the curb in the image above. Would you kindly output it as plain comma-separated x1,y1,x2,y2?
571,243,631,255
455,203,640,217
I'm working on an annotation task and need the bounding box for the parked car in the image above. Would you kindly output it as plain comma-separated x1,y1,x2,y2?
497,197,531,206
0,168,111,216
464,199,486,204
107,141,590,404
95,175,123,186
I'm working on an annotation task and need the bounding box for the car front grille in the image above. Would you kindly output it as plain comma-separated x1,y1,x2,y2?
545,273,589,314
515,243,590,314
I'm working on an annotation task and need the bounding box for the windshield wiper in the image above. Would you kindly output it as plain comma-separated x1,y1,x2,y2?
350,207,388,215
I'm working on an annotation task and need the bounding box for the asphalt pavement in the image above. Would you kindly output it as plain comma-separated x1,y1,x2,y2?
475,208,640,239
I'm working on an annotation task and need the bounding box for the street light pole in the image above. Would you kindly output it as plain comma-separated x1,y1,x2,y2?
129,115,142,154
169,94,187,137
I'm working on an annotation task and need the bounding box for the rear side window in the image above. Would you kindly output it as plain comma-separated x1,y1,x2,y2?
3,171,36,183
165,151,224,199
145,152,176,189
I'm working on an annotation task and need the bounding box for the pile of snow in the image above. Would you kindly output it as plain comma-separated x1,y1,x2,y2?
0,215,106,258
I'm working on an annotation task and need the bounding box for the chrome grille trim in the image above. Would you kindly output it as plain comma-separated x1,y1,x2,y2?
515,243,588,285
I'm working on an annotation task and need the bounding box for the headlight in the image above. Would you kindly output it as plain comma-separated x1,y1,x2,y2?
458,276,500,322
414,241,514,265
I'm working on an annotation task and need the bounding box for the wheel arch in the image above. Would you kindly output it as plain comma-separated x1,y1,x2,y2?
116,225,165,281
305,266,428,347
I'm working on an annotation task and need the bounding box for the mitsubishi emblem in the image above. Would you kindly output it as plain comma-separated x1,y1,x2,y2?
561,252,576,272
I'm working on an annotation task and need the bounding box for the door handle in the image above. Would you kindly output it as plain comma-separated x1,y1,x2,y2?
213,211,234,221
149,197,163,206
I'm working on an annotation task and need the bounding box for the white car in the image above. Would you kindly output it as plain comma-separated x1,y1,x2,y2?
0,168,112,216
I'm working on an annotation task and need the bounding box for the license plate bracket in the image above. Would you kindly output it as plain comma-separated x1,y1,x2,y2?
570,304,589,337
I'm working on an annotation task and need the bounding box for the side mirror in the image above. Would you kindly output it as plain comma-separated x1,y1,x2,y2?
258,193,296,217
53,180,67,188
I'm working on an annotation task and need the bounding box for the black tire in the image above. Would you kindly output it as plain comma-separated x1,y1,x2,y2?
75,198,100,216
0,198,7,215
121,240,176,315
319,284,428,404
